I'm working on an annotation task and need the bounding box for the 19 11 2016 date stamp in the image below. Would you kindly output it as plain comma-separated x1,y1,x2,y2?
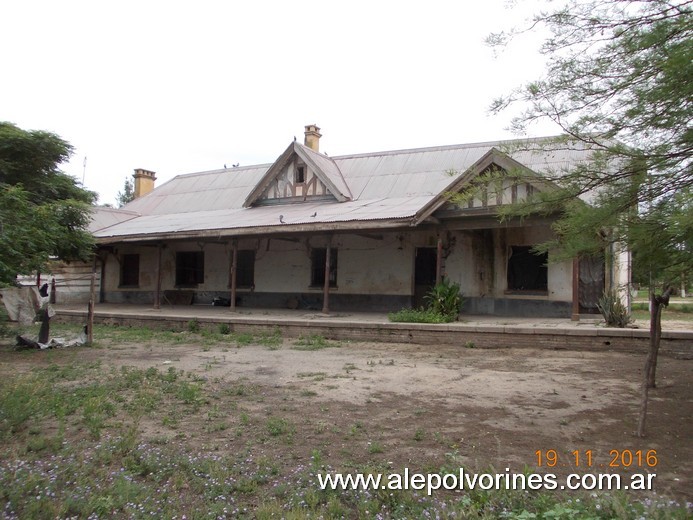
535,449,658,469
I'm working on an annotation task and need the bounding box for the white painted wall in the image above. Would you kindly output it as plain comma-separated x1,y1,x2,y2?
103,226,576,305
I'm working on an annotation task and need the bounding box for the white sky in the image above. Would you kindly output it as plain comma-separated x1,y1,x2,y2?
1,0,554,206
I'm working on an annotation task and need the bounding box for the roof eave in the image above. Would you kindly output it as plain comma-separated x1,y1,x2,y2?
94,218,420,245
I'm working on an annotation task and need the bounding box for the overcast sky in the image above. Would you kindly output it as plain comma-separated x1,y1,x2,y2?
1,0,554,206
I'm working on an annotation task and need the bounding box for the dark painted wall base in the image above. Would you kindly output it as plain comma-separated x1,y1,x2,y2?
103,291,412,313
104,291,574,317
463,297,572,318
104,291,572,318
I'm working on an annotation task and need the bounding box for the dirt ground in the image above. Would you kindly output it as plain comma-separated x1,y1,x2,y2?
2,336,691,502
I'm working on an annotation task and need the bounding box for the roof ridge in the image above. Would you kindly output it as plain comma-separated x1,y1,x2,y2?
330,135,567,160
170,164,272,180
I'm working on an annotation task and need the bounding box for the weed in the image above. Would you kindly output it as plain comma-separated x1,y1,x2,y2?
367,441,384,454
465,340,475,348
218,323,231,335
187,319,201,333
349,422,364,436
310,448,323,468
265,417,294,438
414,428,425,442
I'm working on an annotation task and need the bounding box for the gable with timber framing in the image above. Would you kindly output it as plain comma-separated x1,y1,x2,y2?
243,141,352,207
258,156,332,201
413,148,555,223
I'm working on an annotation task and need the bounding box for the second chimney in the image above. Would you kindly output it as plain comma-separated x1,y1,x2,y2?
133,168,157,198
304,124,322,152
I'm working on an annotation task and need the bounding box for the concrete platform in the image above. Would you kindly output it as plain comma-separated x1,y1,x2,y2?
53,303,693,354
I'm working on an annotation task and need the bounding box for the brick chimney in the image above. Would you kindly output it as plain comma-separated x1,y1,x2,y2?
133,168,157,198
304,124,322,152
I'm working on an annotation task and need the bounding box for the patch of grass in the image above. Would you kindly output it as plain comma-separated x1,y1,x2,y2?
367,441,384,454
229,328,283,349
258,328,282,349
187,319,201,333
217,323,231,335
388,307,452,323
234,332,254,346
296,371,327,381
265,417,294,438
292,334,340,350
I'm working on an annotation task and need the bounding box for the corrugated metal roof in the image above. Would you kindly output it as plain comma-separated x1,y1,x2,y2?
88,206,138,233
96,136,596,241
298,143,353,200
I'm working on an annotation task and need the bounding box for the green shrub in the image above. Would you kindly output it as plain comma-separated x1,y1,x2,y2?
424,277,463,321
389,278,463,324
598,291,632,328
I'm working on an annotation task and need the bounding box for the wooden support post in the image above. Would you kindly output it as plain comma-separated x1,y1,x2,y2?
571,257,580,321
322,237,332,314
230,239,238,312
50,277,56,304
435,237,443,285
154,244,162,309
87,255,97,345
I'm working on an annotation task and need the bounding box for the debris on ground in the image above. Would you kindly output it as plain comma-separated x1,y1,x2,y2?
16,325,88,350
0,287,42,325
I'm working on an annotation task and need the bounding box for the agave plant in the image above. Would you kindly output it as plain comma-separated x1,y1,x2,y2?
424,277,463,322
597,291,632,328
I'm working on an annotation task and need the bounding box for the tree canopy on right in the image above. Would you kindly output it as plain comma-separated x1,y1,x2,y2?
488,0,692,289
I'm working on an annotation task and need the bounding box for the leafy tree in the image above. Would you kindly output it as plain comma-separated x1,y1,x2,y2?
116,176,135,207
0,122,96,286
486,0,692,435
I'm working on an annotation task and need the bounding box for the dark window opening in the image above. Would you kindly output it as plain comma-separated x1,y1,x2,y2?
295,165,305,184
176,251,204,286
415,247,437,285
230,250,255,288
120,254,140,287
311,248,337,287
507,246,548,292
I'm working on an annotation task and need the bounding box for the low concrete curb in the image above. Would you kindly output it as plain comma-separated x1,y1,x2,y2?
54,306,693,355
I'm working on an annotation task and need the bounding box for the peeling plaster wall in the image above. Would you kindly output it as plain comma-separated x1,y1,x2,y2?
442,225,572,303
253,238,309,293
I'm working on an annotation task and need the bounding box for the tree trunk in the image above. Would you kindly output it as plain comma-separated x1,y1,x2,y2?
636,286,672,437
